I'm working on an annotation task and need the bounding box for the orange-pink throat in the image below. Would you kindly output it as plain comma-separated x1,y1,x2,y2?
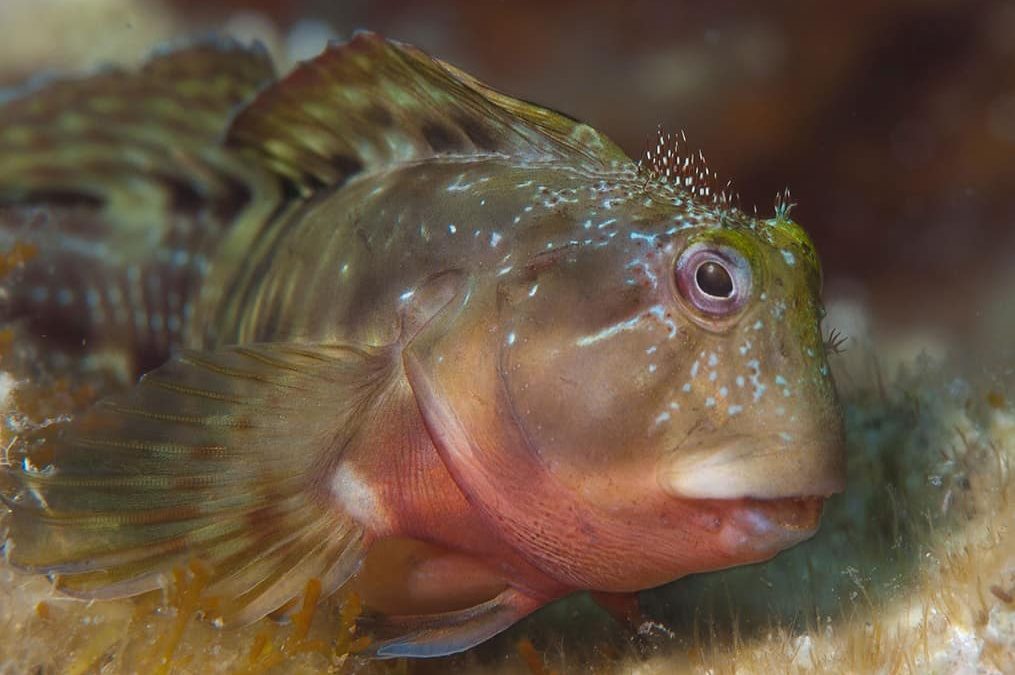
406,344,829,592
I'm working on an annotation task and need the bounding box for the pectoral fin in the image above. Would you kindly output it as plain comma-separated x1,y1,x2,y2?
1,342,400,625
359,588,544,659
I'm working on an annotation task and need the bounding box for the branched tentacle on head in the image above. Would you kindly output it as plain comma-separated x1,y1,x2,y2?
774,188,796,221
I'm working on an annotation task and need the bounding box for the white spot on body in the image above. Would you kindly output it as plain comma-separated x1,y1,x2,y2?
629,231,657,245
446,173,474,192
576,311,652,347
746,358,767,402
331,464,390,531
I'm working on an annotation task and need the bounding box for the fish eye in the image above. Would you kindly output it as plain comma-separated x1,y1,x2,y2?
695,261,734,298
675,244,752,318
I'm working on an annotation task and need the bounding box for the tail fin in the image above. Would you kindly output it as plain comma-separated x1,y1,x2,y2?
0,40,280,375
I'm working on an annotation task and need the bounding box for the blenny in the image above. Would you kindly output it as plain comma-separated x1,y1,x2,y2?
0,33,845,658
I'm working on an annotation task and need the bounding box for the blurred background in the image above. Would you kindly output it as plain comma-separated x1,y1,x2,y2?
1,0,1012,361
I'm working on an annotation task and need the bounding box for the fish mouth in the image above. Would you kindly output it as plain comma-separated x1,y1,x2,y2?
710,494,828,558
734,495,826,532
658,434,846,501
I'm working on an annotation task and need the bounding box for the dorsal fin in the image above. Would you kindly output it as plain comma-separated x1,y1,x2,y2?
0,39,280,372
0,38,276,210
0,38,282,373
226,31,630,195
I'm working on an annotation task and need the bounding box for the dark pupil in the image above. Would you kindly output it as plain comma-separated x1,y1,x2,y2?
695,261,734,298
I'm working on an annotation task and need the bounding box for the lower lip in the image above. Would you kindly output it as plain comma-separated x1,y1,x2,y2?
742,495,825,531
713,495,826,557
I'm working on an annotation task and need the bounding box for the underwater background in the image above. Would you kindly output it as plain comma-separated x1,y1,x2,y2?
0,0,1012,672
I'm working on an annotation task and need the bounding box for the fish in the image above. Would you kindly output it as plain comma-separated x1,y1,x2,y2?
0,33,845,658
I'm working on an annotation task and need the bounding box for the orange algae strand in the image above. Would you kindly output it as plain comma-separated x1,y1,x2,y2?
335,590,371,656
987,391,1006,409
282,577,329,655
233,627,286,675
0,328,13,360
0,241,37,279
516,638,558,675
151,559,213,675
233,577,348,673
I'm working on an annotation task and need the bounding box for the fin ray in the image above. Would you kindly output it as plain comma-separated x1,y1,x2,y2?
361,589,543,659
2,342,391,625
0,40,281,372
227,31,630,196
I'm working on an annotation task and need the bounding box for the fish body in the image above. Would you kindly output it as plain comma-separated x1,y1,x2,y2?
0,34,844,658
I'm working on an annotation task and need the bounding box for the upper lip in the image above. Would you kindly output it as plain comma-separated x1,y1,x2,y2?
658,433,846,501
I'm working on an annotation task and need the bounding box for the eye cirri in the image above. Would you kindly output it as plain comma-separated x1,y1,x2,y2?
674,243,752,318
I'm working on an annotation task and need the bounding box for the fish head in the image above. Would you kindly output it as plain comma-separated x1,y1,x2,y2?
405,188,845,590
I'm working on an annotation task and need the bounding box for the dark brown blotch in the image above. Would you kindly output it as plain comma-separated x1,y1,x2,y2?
364,104,394,128
420,119,465,153
452,113,499,152
329,153,364,181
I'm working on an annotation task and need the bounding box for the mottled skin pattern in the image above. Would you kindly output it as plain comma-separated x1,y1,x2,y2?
0,34,844,658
